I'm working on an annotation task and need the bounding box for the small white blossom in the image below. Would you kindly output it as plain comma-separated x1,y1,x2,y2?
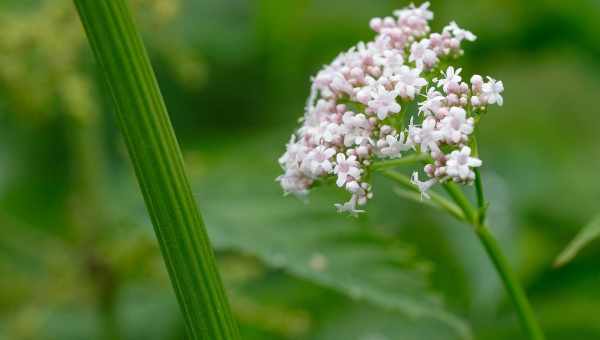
378,132,411,158
438,66,462,92
393,66,427,100
482,77,504,106
342,112,371,147
418,88,445,116
334,195,364,217
334,153,362,187
444,21,477,42
277,169,312,197
377,49,405,74
368,85,401,120
408,117,441,154
445,146,482,182
411,171,437,199
438,107,474,144
303,145,336,177
409,39,438,69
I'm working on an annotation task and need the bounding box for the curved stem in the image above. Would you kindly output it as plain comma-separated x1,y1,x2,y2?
475,224,545,340
443,182,477,224
378,164,545,339
443,181,545,340
382,171,465,221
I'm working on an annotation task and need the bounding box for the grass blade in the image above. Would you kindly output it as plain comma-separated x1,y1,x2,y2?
73,1,241,338
554,214,600,267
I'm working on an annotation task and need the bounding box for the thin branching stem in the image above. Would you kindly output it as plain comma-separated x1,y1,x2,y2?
445,174,545,340
381,171,465,222
377,157,545,340
443,182,477,224
73,1,241,339
371,154,430,171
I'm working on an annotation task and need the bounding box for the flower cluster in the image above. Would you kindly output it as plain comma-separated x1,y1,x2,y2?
277,2,503,215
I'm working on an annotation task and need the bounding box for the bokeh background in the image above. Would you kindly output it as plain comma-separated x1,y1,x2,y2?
1,0,599,339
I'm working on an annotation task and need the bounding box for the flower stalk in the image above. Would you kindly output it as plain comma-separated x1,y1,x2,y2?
378,153,545,340
474,224,545,340
73,1,240,339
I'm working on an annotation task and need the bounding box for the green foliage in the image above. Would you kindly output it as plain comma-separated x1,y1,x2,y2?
1,0,600,339
195,167,471,338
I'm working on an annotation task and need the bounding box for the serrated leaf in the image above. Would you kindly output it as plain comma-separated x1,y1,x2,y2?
554,214,600,267
194,170,471,339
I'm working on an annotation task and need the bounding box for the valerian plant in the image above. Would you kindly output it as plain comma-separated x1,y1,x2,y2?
277,3,544,340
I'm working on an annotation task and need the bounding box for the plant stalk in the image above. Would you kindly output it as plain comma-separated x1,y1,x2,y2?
379,157,544,339
73,1,241,339
471,137,486,224
382,170,465,221
474,224,545,340
444,180,545,340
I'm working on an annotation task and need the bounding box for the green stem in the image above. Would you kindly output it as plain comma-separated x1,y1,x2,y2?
73,1,240,339
470,137,486,224
378,156,544,339
443,181,545,340
475,224,545,340
381,171,465,222
443,182,477,224
371,154,430,171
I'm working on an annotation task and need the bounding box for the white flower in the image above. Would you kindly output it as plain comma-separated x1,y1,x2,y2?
303,145,336,177
409,39,438,69
333,153,361,187
411,171,437,199
334,195,364,217
342,112,371,147
418,88,445,116
368,85,401,120
408,117,441,153
439,107,474,144
482,77,504,106
470,74,484,90
322,122,343,143
376,49,405,74
277,169,312,197
278,136,307,170
445,21,477,42
445,146,482,182
330,73,354,95
378,133,411,158
393,66,427,100
437,66,462,92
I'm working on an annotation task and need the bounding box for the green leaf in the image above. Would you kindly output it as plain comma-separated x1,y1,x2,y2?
73,1,240,339
314,303,466,340
195,170,472,339
554,214,600,267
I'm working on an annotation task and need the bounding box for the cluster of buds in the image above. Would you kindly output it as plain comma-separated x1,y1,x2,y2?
277,2,504,215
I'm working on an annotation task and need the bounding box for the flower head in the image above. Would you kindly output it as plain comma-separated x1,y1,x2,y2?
277,3,501,214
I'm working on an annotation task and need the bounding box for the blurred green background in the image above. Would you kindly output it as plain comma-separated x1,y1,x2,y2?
1,0,599,339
